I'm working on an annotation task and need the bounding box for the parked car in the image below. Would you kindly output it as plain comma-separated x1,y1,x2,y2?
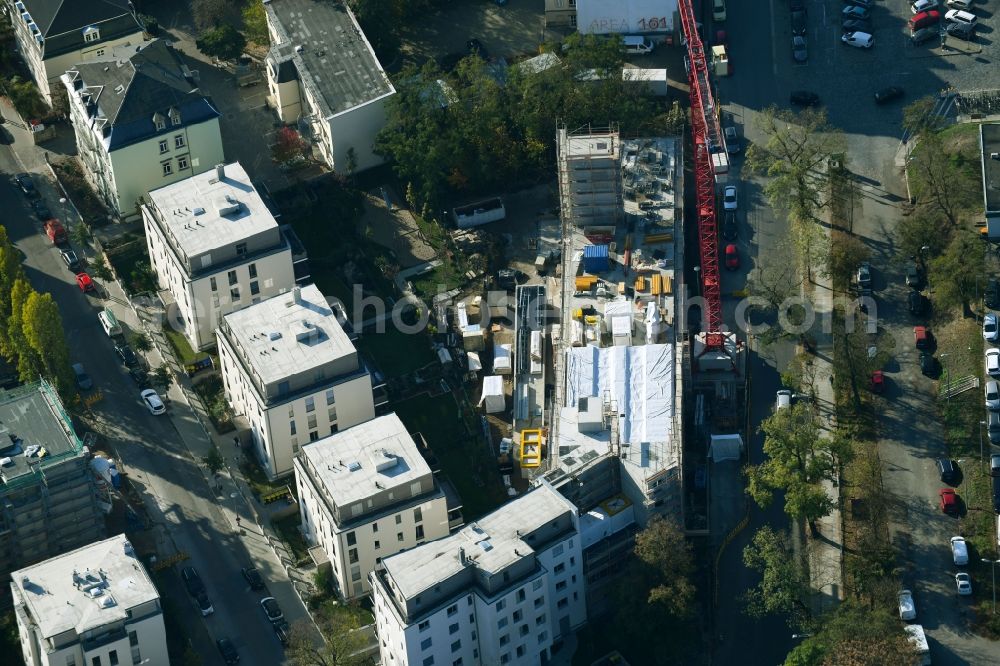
181,567,206,596
724,244,739,270
939,488,960,514
875,86,904,105
920,351,937,377
945,0,971,7
993,476,1000,512
14,173,38,198
938,458,959,484
985,313,999,342
713,0,727,21
898,589,916,621
842,18,870,32
989,411,1000,445
908,291,924,316
945,8,977,25
76,272,95,293
842,5,871,19
912,0,939,13
913,326,932,350
842,31,875,48
844,0,874,7
273,620,291,647
986,379,1000,410
991,454,1000,477
723,185,738,211
905,262,922,288
987,348,1000,377
722,211,738,240
792,36,808,62
195,591,214,616
910,9,942,30
31,199,51,220
945,20,976,38
140,389,165,415
987,278,1000,309
72,363,92,390
60,249,80,271
870,370,885,393
724,125,742,153
261,597,284,624
910,26,939,44
776,389,793,410
955,572,973,595
129,367,149,387
242,567,265,591
856,262,872,290
115,343,138,368
790,90,821,106
217,638,240,664
791,9,807,35
951,536,969,565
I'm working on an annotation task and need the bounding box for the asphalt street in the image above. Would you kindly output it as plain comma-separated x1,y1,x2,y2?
711,0,1000,662
0,133,292,662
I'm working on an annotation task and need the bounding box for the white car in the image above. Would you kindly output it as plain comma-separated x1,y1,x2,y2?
945,8,977,25
955,572,972,596
951,536,969,565
842,32,875,48
141,389,166,415
898,589,916,621
987,349,1000,377
723,185,738,211
912,0,938,13
987,380,1000,411
985,313,999,342
945,0,971,7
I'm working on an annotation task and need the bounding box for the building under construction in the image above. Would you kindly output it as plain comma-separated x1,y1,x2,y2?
556,125,624,229
0,381,105,581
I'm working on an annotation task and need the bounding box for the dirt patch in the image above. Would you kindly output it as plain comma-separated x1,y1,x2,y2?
363,190,437,269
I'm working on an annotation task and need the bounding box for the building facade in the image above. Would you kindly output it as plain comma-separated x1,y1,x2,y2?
5,0,146,107
263,0,395,173
217,284,377,479
544,0,578,28
295,413,450,600
142,162,296,351
62,39,224,220
11,534,168,666
371,484,587,666
0,381,105,581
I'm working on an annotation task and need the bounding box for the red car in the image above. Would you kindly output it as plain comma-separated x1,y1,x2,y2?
913,326,931,350
724,243,739,270
76,272,95,293
870,370,885,393
939,488,959,515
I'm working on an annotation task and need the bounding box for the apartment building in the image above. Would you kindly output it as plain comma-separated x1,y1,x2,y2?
263,0,395,173
217,284,377,479
371,484,586,666
295,413,449,600
5,0,146,106
62,39,224,219
142,162,295,351
0,381,105,581
11,534,168,666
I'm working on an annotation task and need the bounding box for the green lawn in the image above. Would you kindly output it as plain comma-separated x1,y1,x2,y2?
272,513,312,566
162,325,199,365
355,323,436,378
394,394,507,520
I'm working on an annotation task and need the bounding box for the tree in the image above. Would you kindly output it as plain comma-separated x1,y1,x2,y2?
202,445,225,476
902,96,946,139
192,0,239,31
895,206,948,261
633,517,696,616
787,602,919,666
929,229,985,314
907,130,981,227
742,526,811,628
744,107,845,225
272,127,308,165
287,603,369,666
90,256,113,281
131,332,153,354
349,0,401,64
241,1,268,45
826,234,869,288
21,290,74,394
70,222,92,248
152,364,173,391
196,25,246,61
0,226,26,354
8,278,36,382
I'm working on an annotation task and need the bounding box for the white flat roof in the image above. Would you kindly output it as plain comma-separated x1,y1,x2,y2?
301,413,431,509
147,162,277,259
222,284,356,384
382,484,572,601
11,534,159,639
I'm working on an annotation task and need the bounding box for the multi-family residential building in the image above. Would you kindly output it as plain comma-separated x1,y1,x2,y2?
544,0,578,28
0,381,106,581
218,284,382,479
263,0,395,173
5,0,146,107
295,413,450,600
371,483,587,666
10,534,168,666
142,162,296,351
62,39,224,219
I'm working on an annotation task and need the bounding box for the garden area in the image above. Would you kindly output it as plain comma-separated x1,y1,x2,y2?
50,158,112,227
355,319,436,379
272,513,311,567
104,236,157,296
191,376,233,434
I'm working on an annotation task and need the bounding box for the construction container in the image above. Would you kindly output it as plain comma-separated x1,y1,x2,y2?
583,244,610,273
575,275,598,292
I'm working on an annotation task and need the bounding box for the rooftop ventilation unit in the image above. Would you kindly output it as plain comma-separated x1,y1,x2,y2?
193,207,205,216
347,461,362,472
372,449,398,472
88,587,103,598
268,331,282,341
215,195,240,217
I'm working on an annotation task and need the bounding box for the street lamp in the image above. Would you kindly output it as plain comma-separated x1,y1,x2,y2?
940,353,951,402
981,558,1000,614
693,265,701,296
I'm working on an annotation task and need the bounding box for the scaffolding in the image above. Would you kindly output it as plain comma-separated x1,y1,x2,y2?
556,124,624,229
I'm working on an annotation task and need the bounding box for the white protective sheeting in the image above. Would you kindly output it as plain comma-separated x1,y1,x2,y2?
493,343,512,373
467,351,483,372
479,375,506,413
709,434,743,462
564,344,674,444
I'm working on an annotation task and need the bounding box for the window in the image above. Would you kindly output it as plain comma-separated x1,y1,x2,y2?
250,281,260,296
516,646,525,658
372,523,379,533
416,525,425,540
419,620,430,632
352,569,361,582
249,263,258,279
210,277,217,292
154,116,165,131
309,431,319,442
305,397,315,412
499,634,510,646
570,557,576,566
449,623,459,635
158,139,168,153
161,161,172,176
289,420,296,435
414,507,423,522
174,134,186,149
512,610,522,623
473,650,478,660
177,155,189,170
66,657,77,666
553,544,564,557
326,389,336,405
349,548,358,564
538,631,548,643
230,287,240,301
554,563,565,574
447,604,458,617
109,651,118,666
536,614,545,626
496,599,506,612
95,48,105,57
92,658,101,666
557,598,568,609
420,638,432,650
500,654,510,664
170,109,181,125
450,640,461,653
533,579,543,591
516,589,525,603
533,596,544,608
236,242,247,257
519,624,529,637
498,617,508,629
397,532,404,542
422,658,434,666
556,581,567,592
129,631,138,647
395,514,402,525
571,575,577,583
228,270,237,286
328,408,338,423
347,532,357,547
374,540,380,550
307,414,317,430
453,660,463,666
83,26,101,42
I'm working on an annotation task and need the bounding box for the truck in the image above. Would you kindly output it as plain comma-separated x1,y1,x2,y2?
904,625,931,666
44,219,67,245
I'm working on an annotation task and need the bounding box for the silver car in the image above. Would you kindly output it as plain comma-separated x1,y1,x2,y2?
986,380,1000,411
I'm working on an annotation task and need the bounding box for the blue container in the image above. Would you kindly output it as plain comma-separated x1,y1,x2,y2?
583,244,610,273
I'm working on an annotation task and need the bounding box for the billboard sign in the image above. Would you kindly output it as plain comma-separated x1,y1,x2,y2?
576,0,677,35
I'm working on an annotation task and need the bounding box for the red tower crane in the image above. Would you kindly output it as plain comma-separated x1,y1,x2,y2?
677,0,727,351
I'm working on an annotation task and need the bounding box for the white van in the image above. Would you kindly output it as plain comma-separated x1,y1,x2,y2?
776,390,792,411
623,35,655,55
98,309,122,337
950,536,968,565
